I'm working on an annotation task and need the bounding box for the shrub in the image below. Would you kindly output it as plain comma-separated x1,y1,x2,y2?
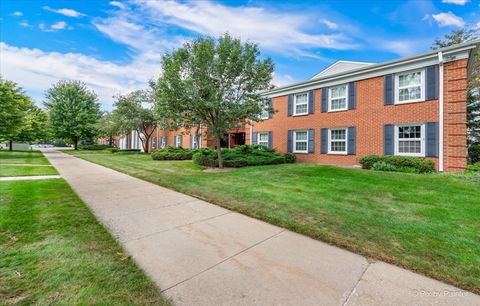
359,155,435,173
80,144,113,150
111,149,141,154
468,143,480,164
284,153,296,163
466,162,480,173
372,161,397,172
151,146,197,160
192,145,294,168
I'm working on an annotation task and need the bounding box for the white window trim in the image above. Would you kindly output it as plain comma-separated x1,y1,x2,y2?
394,69,425,104
161,137,167,149
175,135,182,147
328,84,348,112
192,135,200,149
258,132,269,147
293,92,309,116
394,123,426,157
293,130,308,153
328,128,348,155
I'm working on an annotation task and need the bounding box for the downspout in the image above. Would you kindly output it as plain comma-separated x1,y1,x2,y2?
438,51,444,172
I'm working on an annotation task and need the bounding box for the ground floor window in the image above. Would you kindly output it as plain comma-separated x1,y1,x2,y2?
160,137,167,149
395,124,425,156
151,137,157,149
294,130,308,153
258,132,269,147
192,135,200,149
175,135,182,147
328,128,347,154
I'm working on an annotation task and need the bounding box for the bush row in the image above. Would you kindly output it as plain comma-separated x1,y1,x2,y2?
151,147,198,160
359,155,435,173
80,144,113,150
110,148,141,154
192,145,295,168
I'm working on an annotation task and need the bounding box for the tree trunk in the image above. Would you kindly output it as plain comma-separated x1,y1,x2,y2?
73,137,78,150
216,136,223,168
9,140,13,151
143,136,149,153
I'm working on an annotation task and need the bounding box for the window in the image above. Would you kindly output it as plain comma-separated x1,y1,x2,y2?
175,135,182,147
294,92,308,115
160,137,167,149
328,128,347,154
395,124,425,156
294,130,308,153
329,84,348,111
395,70,425,104
258,132,269,147
151,137,157,149
192,135,200,149
260,107,270,119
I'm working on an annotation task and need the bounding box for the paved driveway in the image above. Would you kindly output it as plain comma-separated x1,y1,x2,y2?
43,150,480,306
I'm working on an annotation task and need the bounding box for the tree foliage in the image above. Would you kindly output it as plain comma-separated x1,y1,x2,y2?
112,90,157,153
155,33,274,167
96,112,120,147
16,105,51,143
432,28,480,143
44,80,101,150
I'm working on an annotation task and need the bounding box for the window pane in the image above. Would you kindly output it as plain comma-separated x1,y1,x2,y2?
331,129,346,140
398,126,421,139
331,98,346,110
259,133,268,142
399,140,421,153
296,93,307,103
295,131,307,141
295,141,307,151
331,85,346,99
399,87,421,101
331,141,346,152
295,103,308,114
399,72,421,87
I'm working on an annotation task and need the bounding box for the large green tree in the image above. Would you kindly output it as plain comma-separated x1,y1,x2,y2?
96,112,120,147
0,77,34,150
112,90,157,153
432,28,480,143
16,105,51,144
44,80,101,150
155,33,274,167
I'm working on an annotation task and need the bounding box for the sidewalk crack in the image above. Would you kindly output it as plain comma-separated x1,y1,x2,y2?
342,261,370,306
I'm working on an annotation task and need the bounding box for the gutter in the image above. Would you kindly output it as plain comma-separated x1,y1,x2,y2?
438,52,444,172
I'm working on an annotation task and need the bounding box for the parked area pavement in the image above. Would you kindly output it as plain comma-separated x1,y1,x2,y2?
0,175,61,181
43,149,480,306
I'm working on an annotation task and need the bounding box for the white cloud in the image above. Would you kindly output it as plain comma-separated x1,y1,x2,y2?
320,19,338,30
122,0,357,58
19,21,30,27
12,11,23,17
432,11,465,27
109,1,126,9
441,0,469,5
474,21,480,30
376,38,431,57
0,42,159,110
43,6,85,18
51,21,67,30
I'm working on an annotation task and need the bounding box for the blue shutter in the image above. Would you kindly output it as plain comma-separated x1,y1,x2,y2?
321,88,328,112
384,74,394,105
308,90,314,114
347,127,356,155
308,129,314,153
189,135,193,149
287,130,293,153
287,94,293,116
320,128,328,154
268,131,273,149
426,65,438,101
348,82,356,109
426,122,438,157
252,132,258,145
384,124,394,155
269,98,273,119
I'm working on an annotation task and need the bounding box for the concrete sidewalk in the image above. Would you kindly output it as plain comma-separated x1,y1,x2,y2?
43,150,479,306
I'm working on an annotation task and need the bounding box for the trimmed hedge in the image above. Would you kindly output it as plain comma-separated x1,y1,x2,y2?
110,148,141,154
192,145,296,168
359,155,435,173
151,147,197,160
80,144,113,150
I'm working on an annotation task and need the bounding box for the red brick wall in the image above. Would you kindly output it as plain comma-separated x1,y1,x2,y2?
444,59,468,172
252,59,468,171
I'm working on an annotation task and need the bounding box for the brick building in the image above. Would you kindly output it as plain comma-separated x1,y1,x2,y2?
118,41,478,172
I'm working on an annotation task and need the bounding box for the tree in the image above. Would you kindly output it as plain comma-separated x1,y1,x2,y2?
112,90,157,153
432,28,480,143
0,77,34,150
155,33,274,167
16,105,51,144
96,112,120,147
44,80,101,150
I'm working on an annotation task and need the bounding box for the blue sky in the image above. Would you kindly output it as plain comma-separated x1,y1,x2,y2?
1,0,479,110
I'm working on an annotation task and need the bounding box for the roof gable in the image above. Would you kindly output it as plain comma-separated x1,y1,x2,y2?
311,60,374,79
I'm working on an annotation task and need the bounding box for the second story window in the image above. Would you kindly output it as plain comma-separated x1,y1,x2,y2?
395,70,424,104
260,108,270,119
329,84,348,111
294,92,308,115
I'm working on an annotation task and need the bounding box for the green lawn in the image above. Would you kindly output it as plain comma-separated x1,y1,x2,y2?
70,151,480,294
0,150,50,165
0,165,58,177
0,178,171,305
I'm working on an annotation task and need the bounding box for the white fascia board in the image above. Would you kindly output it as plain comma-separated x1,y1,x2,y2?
264,44,477,98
